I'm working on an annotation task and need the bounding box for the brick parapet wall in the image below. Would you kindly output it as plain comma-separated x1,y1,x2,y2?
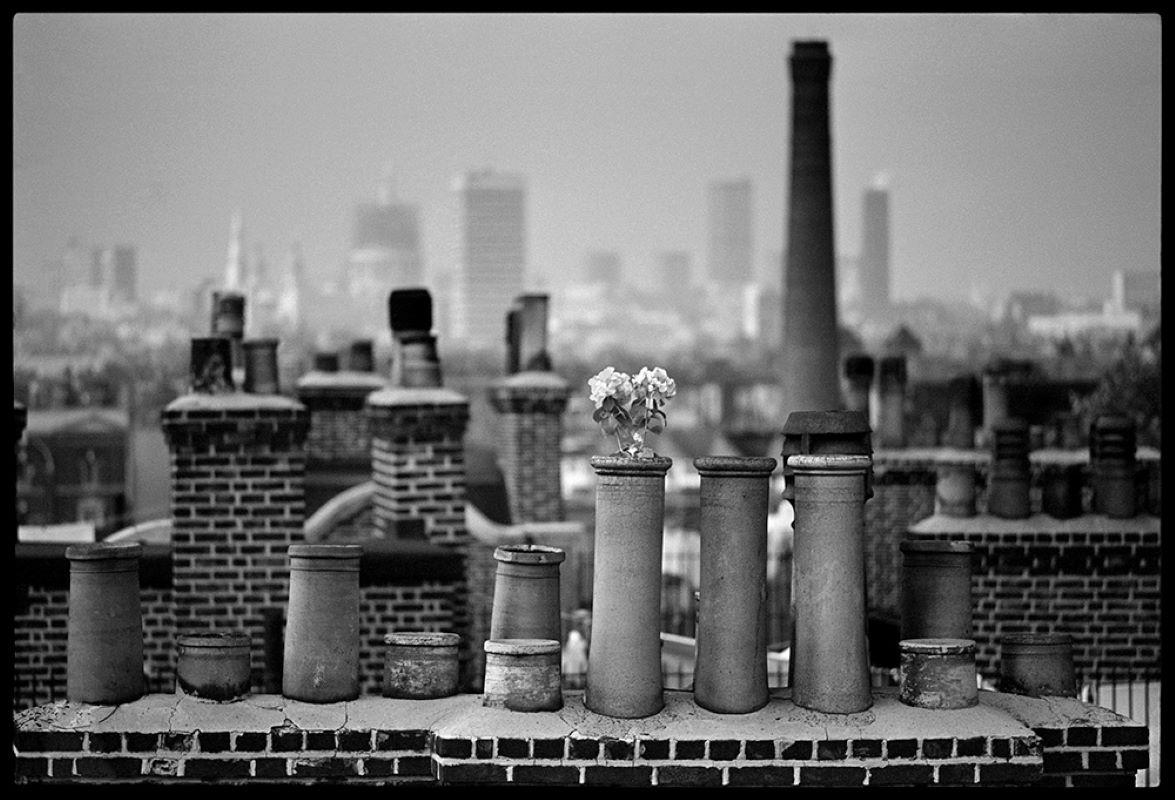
866,449,1162,623
489,372,571,524
161,394,309,690
909,514,1161,679
15,689,1145,786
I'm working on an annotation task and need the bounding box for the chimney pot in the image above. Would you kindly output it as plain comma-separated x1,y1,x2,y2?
243,338,281,394
388,288,433,335
349,339,376,373
313,352,339,373
189,337,235,394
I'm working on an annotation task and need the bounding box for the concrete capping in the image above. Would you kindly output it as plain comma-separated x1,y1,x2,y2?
13,689,1146,786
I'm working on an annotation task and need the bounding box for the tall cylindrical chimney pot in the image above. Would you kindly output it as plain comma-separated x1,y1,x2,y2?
693,456,777,714
283,544,362,703
789,453,873,714
243,338,280,394
586,456,672,718
66,542,145,704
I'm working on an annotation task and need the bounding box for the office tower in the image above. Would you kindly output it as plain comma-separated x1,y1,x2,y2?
108,245,137,304
345,177,423,298
780,40,841,417
707,178,754,284
451,169,526,345
858,181,891,314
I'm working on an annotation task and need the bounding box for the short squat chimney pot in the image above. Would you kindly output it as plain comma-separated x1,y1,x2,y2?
383,631,461,699
898,638,978,710
999,632,1078,698
176,632,252,702
482,638,563,712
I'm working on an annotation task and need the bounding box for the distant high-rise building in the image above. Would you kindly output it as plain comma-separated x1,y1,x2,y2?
780,40,841,417
276,242,306,331
451,169,526,345
108,245,137,304
583,250,622,286
858,180,891,314
707,178,754,284
344,173,424,333
224,210,245,291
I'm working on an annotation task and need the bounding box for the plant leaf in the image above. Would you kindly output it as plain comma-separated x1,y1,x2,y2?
600,416,620,434
592,407,609,423
646,416,665,435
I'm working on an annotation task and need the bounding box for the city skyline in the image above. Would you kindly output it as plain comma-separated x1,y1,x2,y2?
13,13,1161,308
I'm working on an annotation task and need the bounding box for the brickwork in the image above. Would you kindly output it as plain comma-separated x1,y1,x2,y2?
866,459,937,618
358,582,458,696
15,690,1145,786
866,449,1161,626
909,515,1161,679
489,372,570,524
161,394,309,690
366,387,477,686
296,372,385,463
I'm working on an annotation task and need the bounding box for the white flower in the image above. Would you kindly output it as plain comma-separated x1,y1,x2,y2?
633,366,677,405
588,366,633,409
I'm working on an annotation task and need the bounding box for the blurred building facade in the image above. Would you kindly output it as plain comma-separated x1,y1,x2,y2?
450,169,527,346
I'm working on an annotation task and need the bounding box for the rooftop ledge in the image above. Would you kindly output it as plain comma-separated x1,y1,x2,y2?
164,392,305,412
14,689,1146,785
16,688,1134,742
910,512,1161,536
366,386,468,407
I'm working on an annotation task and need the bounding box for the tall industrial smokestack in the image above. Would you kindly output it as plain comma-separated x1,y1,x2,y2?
781,40,841,418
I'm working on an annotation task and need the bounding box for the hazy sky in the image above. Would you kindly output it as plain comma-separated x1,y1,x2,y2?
12,13,1162,304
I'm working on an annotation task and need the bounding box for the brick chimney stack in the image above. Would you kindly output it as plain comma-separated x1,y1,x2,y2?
780,40,841,418
366,289,475,677
163,338,309,690
296,340,385,516
490,294,570,523
841,354,874,417
875,355,907,448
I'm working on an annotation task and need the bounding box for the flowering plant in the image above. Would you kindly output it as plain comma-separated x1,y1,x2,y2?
588,366,677,458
